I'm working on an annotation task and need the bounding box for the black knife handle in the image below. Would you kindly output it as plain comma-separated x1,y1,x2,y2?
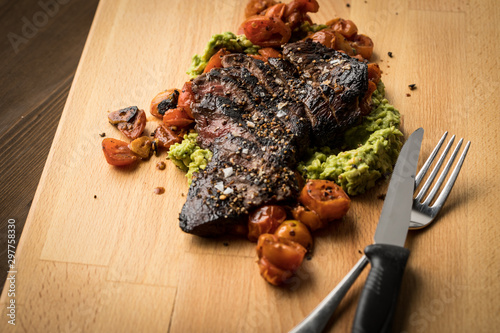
351,244,410,333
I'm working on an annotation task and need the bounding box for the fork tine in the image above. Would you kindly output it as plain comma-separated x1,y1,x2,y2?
431,141,471,210
423,138,463,205
415,135,456,202
415,131,448,187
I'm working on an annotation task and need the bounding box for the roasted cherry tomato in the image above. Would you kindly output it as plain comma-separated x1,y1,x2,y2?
108,106,146,140
177,81,195,118
351,34,374,60
108,107,146,140
264,3,286,19
257,257,294,286
150,89,179,119
163,107,194,128
298,180,351,222
257,234,306,272
283,0,318,29
118,109,146,140
326,18,358,39
203,48,231,73
245,0,277,18
292,205,325,231
304,29,336,49
248,205,287,242
102,138,138,166
293,0,320,13
274,220,313,251
153,124,182,150
242,15,291,47
129,136,152,159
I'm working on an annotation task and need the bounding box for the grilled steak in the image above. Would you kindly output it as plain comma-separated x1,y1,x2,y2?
179,40,368,236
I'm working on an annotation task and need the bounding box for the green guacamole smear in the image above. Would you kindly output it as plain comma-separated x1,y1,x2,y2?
168,133,212,185
297,82,402,196
187,32,260,78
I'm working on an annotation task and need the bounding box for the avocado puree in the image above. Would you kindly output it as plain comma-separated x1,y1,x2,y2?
167,133,212,185
187,32,260,78
297,82,402,195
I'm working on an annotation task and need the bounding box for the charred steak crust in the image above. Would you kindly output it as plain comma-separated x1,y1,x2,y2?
179,40,368,236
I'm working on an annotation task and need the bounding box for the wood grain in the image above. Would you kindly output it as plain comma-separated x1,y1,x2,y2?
0,0,100,293
1,0,500,332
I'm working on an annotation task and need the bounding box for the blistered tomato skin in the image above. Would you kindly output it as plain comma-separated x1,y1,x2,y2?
150,89,180,119
153,124,182,150
274,220,313,251
257,234,306,272
292,205,325,231
299,180,351,222
248,205,287,242
102,138,138,166
242,15,291,47
163,107,194,128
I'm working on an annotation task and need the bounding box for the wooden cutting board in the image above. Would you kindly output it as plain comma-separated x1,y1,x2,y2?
2,0,499,331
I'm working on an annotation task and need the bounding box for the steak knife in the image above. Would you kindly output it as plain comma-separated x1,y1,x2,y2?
351,128,423,333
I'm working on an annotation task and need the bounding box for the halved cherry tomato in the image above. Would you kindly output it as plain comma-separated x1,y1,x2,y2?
163,107,194,128
326,18,358,39
203,48,231,73
351,34,374,60
304,29,336,49
245,0,277,18
294,0,320,13
242,15,291,47
150,89,179,119
257,234,306,272
264,3,286,19
153,124,182,150
257,257,293,286
248,205,287,242
274,220,313,251
108,107,146,140
177,81,195,118
298,180,351,222
292,205,325,231
102,138,138,166
108,106,146,139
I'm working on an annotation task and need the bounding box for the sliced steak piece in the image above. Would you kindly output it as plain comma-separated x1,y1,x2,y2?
282,40,368,146
222,54,311,154
179,133,299,236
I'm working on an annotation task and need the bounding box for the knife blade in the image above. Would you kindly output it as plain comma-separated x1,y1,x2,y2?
351,128,423,333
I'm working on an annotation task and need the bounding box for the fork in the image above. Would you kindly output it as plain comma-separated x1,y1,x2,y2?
290,131,471,333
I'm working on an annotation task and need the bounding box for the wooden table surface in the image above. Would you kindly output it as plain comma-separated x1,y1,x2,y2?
1,0,499,332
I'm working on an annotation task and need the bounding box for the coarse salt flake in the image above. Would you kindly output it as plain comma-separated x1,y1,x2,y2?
223,187,234,195
215,181,224,192
223,167,234,178
277,110,287,118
